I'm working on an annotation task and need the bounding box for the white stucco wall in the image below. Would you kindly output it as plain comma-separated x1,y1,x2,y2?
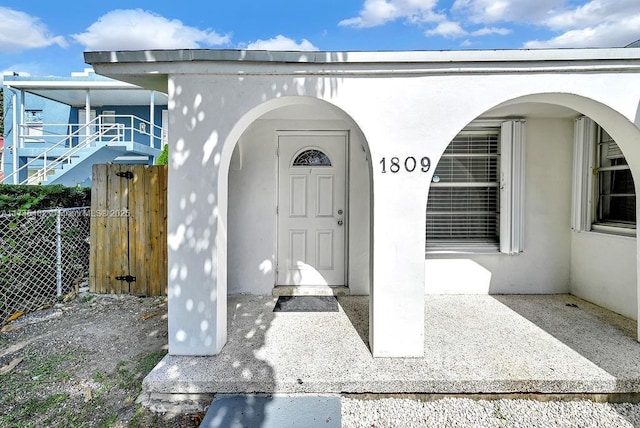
570,232,637,319
87,49,640,356
425,118,574,294
227,114,371,295
167,71,640,356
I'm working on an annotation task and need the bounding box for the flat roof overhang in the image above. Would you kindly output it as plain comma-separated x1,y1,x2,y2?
84,47,640,94
3,79,168,107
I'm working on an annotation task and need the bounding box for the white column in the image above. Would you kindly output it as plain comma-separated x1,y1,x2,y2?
149,91,156,148
12,90,19,183
18,90,24,149
85,90,91,145
370,174,426,357
166,77,226,356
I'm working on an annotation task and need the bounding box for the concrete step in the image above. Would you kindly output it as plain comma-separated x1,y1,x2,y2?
201,394,341,428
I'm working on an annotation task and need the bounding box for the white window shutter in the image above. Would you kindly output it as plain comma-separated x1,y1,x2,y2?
500,120,526,254
571,117,595,232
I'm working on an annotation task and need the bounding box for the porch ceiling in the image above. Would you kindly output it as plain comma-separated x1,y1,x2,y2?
4,81,168,107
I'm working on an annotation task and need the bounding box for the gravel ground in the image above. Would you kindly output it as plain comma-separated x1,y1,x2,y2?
3,292,640,427
341,397,640,428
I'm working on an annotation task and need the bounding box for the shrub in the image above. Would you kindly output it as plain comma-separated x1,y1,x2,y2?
0,184,91,213
155,145,168,166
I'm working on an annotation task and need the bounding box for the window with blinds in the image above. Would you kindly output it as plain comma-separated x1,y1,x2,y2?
572,117,635,236
595,128,636,229
426,130,500,249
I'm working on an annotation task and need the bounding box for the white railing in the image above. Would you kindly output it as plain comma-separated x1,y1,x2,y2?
4,115,165,185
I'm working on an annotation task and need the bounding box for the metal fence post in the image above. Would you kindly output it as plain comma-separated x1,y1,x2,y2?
56,209,62,297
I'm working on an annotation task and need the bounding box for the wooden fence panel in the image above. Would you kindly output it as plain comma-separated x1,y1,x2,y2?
89,165,104,294
90,164,167,296
129,165,147,295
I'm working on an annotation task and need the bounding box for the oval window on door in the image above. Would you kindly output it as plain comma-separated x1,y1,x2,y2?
292,149,332,167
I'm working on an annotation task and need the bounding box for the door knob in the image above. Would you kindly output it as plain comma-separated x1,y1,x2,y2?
337,220,343,226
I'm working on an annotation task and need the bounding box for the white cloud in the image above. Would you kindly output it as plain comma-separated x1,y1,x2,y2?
0,7,67,53
543,0,640,30
525,1,640,48
425,21,467,38
340,0,640,49
425,22,510,39
72,9,230,51
339,0,442,28
525,15,640,48
452,0,563,24
450,0,640,48
244,35,319,51
472,27,511,36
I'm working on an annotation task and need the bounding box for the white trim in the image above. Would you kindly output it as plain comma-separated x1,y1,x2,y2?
85,47,640,68
572,117,636,235
571,116,596,232
150,91,156,148
274,130,350,288
591,223,636,236
571,228,636,240
4,80,139,90
500,120,526,255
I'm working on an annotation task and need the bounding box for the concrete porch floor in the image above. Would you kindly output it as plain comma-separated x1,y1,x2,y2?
140,294,640,411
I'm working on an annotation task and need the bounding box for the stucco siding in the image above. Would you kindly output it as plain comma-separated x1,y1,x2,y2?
140,51,640,356
570,232,637,319
227,117,371,295
426,118,574,294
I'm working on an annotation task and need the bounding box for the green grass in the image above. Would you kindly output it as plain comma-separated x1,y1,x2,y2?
0,347,83,427
80,295,94,303
99,414,118,427
0,348,168,427
1,393,69,427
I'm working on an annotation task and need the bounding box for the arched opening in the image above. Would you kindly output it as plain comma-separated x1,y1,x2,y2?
426,93,640,327
219,96,374,298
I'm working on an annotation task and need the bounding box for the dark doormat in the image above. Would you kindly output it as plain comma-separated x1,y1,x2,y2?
273,296,339,312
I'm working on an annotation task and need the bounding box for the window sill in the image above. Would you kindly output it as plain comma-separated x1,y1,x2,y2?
590,223,636,237
426,242,501,256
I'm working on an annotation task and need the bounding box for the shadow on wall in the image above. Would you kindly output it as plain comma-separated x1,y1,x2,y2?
166,49,371,354
160,51,354,423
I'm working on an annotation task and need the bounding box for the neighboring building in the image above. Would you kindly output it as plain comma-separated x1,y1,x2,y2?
2,69,167,186
0,136,4,182
86,48,640,361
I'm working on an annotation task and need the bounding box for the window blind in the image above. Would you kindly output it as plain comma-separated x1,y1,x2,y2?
426,120,526,254
426,132,500,245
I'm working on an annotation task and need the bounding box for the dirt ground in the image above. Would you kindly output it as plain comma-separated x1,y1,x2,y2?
0,293,202,427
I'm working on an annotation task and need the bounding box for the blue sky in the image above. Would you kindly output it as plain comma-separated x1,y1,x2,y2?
1,0,640,80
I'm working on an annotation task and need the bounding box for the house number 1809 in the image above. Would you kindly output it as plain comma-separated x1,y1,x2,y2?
380,156,431,173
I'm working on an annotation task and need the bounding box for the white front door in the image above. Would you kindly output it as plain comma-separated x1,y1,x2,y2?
277,132,347,286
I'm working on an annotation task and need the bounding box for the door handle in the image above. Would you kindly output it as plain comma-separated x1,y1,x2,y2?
337,220,343,226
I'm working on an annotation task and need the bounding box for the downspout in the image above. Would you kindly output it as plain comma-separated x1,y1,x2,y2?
149,91,155,148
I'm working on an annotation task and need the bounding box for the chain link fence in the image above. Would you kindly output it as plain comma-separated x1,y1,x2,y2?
0,207,90,324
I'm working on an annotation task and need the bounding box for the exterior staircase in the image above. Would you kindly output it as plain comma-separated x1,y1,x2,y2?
4,115,163,187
